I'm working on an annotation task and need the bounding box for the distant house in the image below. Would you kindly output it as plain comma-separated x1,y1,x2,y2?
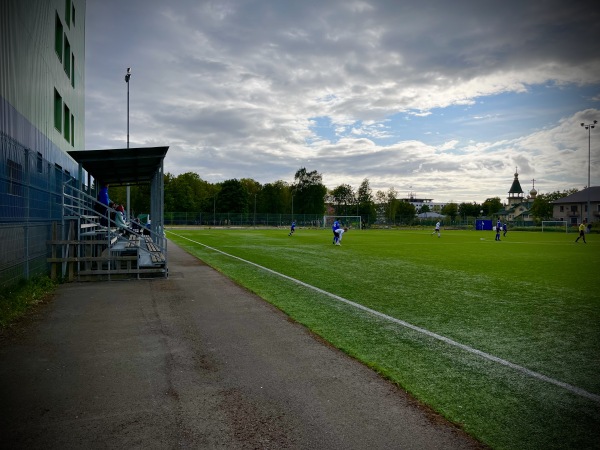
497,171,536,223
551,186,600,225
417,212,445,219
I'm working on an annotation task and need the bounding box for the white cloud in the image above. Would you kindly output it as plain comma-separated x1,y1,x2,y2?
85,0,600,203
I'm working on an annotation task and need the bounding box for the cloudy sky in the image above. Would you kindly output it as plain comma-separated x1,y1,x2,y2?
84,0,600,203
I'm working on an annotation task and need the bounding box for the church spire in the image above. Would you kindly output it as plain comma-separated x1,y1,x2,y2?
530,178,538,198
507,169,524,207
508,169,524,195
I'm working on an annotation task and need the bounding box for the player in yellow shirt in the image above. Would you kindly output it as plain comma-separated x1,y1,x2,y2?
575,222,587,243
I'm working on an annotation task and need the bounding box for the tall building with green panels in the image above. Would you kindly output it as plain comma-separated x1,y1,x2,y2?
1,0,86,286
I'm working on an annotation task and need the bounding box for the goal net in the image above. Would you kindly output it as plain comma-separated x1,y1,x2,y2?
323,216,362,230
541,221,568,233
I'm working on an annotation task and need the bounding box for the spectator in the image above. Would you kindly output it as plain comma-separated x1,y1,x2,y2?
95,182,111,226
114,205,131,235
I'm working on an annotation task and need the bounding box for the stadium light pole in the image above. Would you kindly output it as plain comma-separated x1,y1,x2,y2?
125,68,132,221
581,119,597,225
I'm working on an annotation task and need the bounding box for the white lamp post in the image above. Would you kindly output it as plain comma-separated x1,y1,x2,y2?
581,119,597,225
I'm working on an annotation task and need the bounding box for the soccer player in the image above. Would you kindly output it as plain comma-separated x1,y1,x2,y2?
495,220,502,241
431,221,441,237
575,221,587,243
288,221,296,236
334,227,348,245
332,219,340,244
502,223,507,237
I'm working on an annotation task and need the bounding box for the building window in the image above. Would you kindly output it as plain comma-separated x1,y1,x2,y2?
55,13,63,62
37,152,43,173
7,159,24,197
560,206,564,212
71,54,75,88
71,114,75,146
63,104,70,141
72,3,76,26
65,0,71,27
54,89,62,131
570,205,578,213
63,35,71,76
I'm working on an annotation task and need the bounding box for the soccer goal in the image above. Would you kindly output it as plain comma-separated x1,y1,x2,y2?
541,221,568,233
323,216,362,230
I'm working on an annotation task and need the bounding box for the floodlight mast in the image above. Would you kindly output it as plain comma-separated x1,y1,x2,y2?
125,68,131,147
581,119,597,225
125,67,131,221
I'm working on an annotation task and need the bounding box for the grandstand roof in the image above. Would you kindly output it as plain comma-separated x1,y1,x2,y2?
68,146,169,186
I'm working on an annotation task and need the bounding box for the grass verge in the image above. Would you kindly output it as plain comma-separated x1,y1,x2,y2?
0,276,58,328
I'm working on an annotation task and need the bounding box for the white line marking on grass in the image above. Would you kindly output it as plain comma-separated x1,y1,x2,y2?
168,231,600,403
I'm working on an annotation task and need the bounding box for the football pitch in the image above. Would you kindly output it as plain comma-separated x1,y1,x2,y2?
166,227,600,450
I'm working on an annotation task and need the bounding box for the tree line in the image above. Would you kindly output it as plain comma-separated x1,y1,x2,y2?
109,168,577,224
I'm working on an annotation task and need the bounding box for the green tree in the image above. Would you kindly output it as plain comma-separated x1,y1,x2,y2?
262,181,290,214
293,168,327,215
458,202,482,218
240,178,262,213
530,195,553,220
442,202,459,221
375,189,388,223
387,187,398,222
482,197,503,216
419,204,431,214
394,200,416,224
357,178,376,223
217,179,248,213
331,184,355,216
163,172,212,213
539,189,579,202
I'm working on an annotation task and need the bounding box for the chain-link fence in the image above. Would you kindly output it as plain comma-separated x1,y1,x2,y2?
0,132,74,288
164,212,324,227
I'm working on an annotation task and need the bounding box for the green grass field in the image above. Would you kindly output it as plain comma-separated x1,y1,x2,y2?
166,226,600,450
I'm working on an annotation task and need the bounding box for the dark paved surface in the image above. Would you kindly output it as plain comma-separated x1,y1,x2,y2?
0,241,484,449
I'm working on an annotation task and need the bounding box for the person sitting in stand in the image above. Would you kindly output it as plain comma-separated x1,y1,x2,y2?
114,204,136,236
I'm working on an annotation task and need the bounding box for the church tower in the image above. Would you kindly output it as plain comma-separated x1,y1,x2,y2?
507,169,524,207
